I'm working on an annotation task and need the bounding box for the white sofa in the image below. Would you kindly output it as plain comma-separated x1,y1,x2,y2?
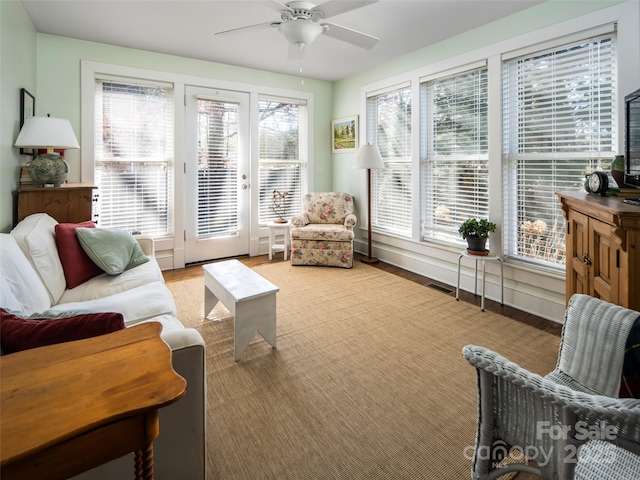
0,213,206,480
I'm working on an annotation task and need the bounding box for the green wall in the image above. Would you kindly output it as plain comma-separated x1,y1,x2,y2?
35,33,334,187
1,0,37,232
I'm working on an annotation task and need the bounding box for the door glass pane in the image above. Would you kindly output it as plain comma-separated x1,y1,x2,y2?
197,98,239,238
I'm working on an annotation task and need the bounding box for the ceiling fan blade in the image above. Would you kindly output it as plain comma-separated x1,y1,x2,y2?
263,0,294,13
215,21,278,37
321,22,379,50
311,0,378,19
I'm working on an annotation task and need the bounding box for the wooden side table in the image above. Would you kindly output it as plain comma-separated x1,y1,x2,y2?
17,183,97,223
0,322,186,480
456,250,504,311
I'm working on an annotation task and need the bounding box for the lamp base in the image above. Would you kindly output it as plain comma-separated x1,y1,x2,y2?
28,153,69,187
361,256,379,265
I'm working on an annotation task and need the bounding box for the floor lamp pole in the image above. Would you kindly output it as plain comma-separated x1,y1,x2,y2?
361,168,378,264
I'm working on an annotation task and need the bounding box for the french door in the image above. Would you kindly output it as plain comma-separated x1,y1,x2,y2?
185,86,250,263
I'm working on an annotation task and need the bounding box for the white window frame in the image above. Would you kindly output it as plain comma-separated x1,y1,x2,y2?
257,95,309,225
364,83,413,238
420,61,489,246
502,27,617,271
93,76,175,237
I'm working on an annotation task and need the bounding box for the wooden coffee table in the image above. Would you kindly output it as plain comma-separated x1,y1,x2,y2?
0,322,186,480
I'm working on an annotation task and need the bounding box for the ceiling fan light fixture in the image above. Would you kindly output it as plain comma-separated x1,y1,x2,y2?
278,19,323,46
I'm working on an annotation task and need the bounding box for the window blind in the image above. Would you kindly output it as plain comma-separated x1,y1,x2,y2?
258,98,307,224
94,79,174,237
195,98,239,238
366,86,412,236
420,66,489,244
502,31,616,268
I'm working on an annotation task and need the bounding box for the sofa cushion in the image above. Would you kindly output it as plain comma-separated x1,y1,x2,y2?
0,234,52,315
10,213,66,304
0,308,125,354
55,221,104,288
50,281,177,324
76,228,149,275
59,258,164,304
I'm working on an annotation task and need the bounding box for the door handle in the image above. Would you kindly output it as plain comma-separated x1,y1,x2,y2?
582,254,591,266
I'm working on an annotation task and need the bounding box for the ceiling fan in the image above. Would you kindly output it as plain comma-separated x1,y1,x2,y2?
215,1,380,60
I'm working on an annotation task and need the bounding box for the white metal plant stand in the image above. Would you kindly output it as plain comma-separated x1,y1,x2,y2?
456,250,504,311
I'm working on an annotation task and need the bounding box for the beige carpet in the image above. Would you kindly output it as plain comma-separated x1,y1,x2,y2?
166,261,561,480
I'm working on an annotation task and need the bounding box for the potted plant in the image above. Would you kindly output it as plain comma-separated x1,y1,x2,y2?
458,218,497,254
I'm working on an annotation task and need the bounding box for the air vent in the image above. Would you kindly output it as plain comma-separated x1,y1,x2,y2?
427,283,454,295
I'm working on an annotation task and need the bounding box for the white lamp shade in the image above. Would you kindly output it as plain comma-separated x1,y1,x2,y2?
354,143,384,169
15,116,80,149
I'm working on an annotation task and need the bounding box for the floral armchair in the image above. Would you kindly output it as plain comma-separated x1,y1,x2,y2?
290,192,357,268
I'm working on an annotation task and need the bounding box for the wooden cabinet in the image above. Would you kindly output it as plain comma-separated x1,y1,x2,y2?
558,191,640,310
18,184,97,224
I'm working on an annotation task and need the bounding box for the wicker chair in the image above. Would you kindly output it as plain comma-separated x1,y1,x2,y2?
462,294,640,480
289,192,357,268
574,440,640,479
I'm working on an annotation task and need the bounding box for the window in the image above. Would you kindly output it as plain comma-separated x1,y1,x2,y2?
94,78,174,237
420,65,488,245
503,30,616,268
366,86,412,236
258,97,307,224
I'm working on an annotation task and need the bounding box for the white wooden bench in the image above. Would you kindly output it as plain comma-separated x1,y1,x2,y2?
203,260,279,361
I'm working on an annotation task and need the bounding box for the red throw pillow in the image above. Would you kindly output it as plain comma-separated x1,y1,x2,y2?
55,221,104,288
0,309,125,354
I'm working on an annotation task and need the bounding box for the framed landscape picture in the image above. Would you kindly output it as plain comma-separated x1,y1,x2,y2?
331,116,358,153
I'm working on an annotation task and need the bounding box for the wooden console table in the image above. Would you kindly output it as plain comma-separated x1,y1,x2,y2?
17,183,97,223
0,322,186,480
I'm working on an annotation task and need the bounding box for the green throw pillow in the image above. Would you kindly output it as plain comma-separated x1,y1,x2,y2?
76,228,149,275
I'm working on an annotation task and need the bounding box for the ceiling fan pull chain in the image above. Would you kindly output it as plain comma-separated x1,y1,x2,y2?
299,43,305,85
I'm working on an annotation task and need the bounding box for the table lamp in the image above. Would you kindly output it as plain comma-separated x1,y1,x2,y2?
14,115,80,187
354,143,385,264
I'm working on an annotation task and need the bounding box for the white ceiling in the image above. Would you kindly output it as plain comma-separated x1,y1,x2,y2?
21,0,546,82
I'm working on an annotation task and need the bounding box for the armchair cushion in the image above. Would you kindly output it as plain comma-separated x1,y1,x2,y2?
290,224,354,241
553,294,639,397
302,192,356,225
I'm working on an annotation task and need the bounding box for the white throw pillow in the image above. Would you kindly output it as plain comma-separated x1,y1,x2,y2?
10,213,66,305
0,234,52,314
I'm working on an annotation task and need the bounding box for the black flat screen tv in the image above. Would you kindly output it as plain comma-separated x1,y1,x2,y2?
624,88,640,188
